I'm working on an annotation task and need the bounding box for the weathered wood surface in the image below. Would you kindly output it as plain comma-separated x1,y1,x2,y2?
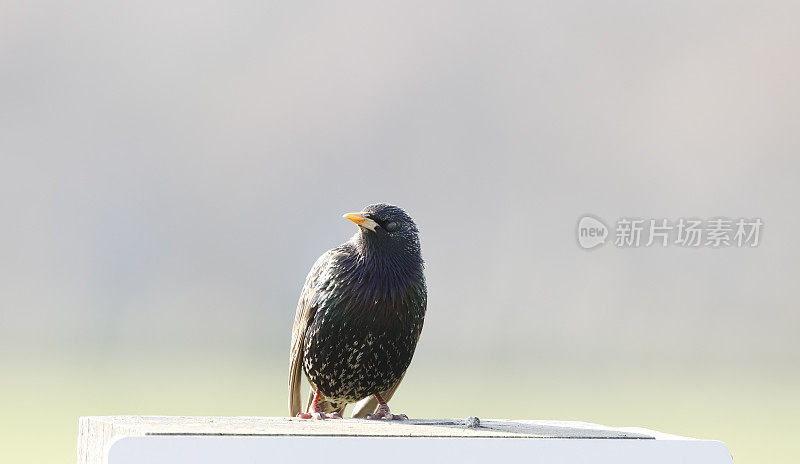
77,416,682,464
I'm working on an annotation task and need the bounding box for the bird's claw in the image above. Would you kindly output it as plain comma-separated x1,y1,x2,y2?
297,411,341,420
366,410,408,420
366,413,408,420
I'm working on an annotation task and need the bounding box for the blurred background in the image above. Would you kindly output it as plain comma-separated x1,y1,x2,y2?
1,1,798,462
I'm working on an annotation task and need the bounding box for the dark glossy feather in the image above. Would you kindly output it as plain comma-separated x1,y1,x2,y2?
288,204,426,417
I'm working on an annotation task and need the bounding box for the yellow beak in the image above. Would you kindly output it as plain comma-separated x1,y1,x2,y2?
343,212,378,232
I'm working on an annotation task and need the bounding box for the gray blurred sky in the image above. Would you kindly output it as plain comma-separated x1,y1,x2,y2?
1,1,798,367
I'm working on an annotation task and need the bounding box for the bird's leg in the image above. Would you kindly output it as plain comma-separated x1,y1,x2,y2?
297,389,341,420
365,393,408,420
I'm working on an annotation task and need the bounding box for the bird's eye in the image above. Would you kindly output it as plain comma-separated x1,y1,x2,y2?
385,222,398,232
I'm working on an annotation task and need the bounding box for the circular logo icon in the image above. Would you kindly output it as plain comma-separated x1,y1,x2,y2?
577,215,608,250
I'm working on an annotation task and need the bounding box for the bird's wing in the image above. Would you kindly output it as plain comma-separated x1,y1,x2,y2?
288,249,337,417
350,371,407,418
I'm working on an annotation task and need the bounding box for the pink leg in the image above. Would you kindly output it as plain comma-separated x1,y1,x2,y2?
297,389,342,420
365,393,408,420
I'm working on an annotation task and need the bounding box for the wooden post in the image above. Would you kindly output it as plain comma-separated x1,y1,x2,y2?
77,416,732,464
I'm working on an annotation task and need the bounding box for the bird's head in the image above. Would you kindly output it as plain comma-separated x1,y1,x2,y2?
343,203,421,256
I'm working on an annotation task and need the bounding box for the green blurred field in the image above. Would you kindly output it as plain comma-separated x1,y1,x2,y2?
1,355,796,463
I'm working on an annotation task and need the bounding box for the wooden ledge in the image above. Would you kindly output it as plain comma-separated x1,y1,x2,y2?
79,415,660,440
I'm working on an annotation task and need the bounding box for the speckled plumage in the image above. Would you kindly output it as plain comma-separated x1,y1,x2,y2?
288,204,426,418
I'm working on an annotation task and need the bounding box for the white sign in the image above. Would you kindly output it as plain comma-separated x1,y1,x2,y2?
108,435,732,464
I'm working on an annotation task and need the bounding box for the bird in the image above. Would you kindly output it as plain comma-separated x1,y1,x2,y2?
288,203,427,420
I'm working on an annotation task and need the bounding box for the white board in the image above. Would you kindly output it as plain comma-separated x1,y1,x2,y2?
107,435,732,464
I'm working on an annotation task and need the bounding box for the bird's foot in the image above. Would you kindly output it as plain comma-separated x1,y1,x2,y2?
297,389,342,419
297,411,341,420
365,402,408,420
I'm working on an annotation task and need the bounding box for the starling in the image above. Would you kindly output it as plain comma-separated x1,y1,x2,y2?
288,203,426,420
